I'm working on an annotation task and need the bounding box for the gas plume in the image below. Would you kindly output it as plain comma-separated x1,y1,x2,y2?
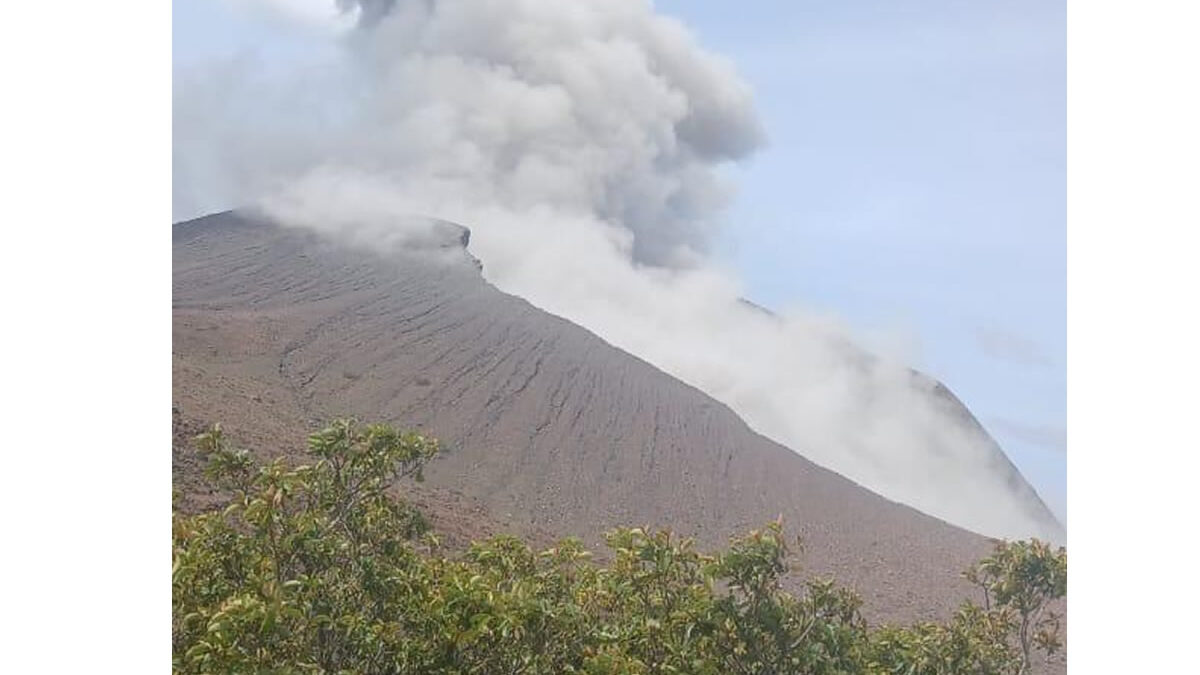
174,0,1063,541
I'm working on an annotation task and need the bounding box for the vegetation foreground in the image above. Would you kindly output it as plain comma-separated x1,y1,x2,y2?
173,420,1066,674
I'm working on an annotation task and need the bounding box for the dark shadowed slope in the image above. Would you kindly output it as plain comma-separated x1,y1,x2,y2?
172,211,1032,624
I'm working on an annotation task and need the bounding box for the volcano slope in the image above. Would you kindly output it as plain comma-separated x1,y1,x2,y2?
173,210,1047,625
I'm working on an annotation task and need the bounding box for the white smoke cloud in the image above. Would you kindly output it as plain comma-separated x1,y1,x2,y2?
174,0,1062,542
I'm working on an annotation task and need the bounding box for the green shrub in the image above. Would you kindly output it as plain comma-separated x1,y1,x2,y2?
964,538,1067,673
173,420,1066,674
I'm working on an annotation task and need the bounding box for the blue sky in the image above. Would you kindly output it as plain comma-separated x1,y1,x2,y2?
175,0,1066,523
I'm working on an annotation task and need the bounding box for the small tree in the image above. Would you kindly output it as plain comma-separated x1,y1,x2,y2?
173,420,438,673
965,539,1067,673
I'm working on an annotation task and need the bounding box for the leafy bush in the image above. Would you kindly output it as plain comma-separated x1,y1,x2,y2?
173,420,1066,674
964,538,1067,672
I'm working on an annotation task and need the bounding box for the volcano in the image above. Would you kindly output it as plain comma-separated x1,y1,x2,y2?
173,209,1060,625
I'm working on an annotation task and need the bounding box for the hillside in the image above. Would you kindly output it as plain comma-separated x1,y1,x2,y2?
173,210,1045,627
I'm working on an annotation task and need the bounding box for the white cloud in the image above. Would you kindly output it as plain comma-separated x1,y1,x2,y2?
974,325,1054,368
990,418,1067,454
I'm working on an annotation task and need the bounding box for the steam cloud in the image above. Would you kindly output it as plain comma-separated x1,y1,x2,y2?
174,0,1063,542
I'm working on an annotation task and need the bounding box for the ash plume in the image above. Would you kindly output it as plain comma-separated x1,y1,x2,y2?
174,0,1062,542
